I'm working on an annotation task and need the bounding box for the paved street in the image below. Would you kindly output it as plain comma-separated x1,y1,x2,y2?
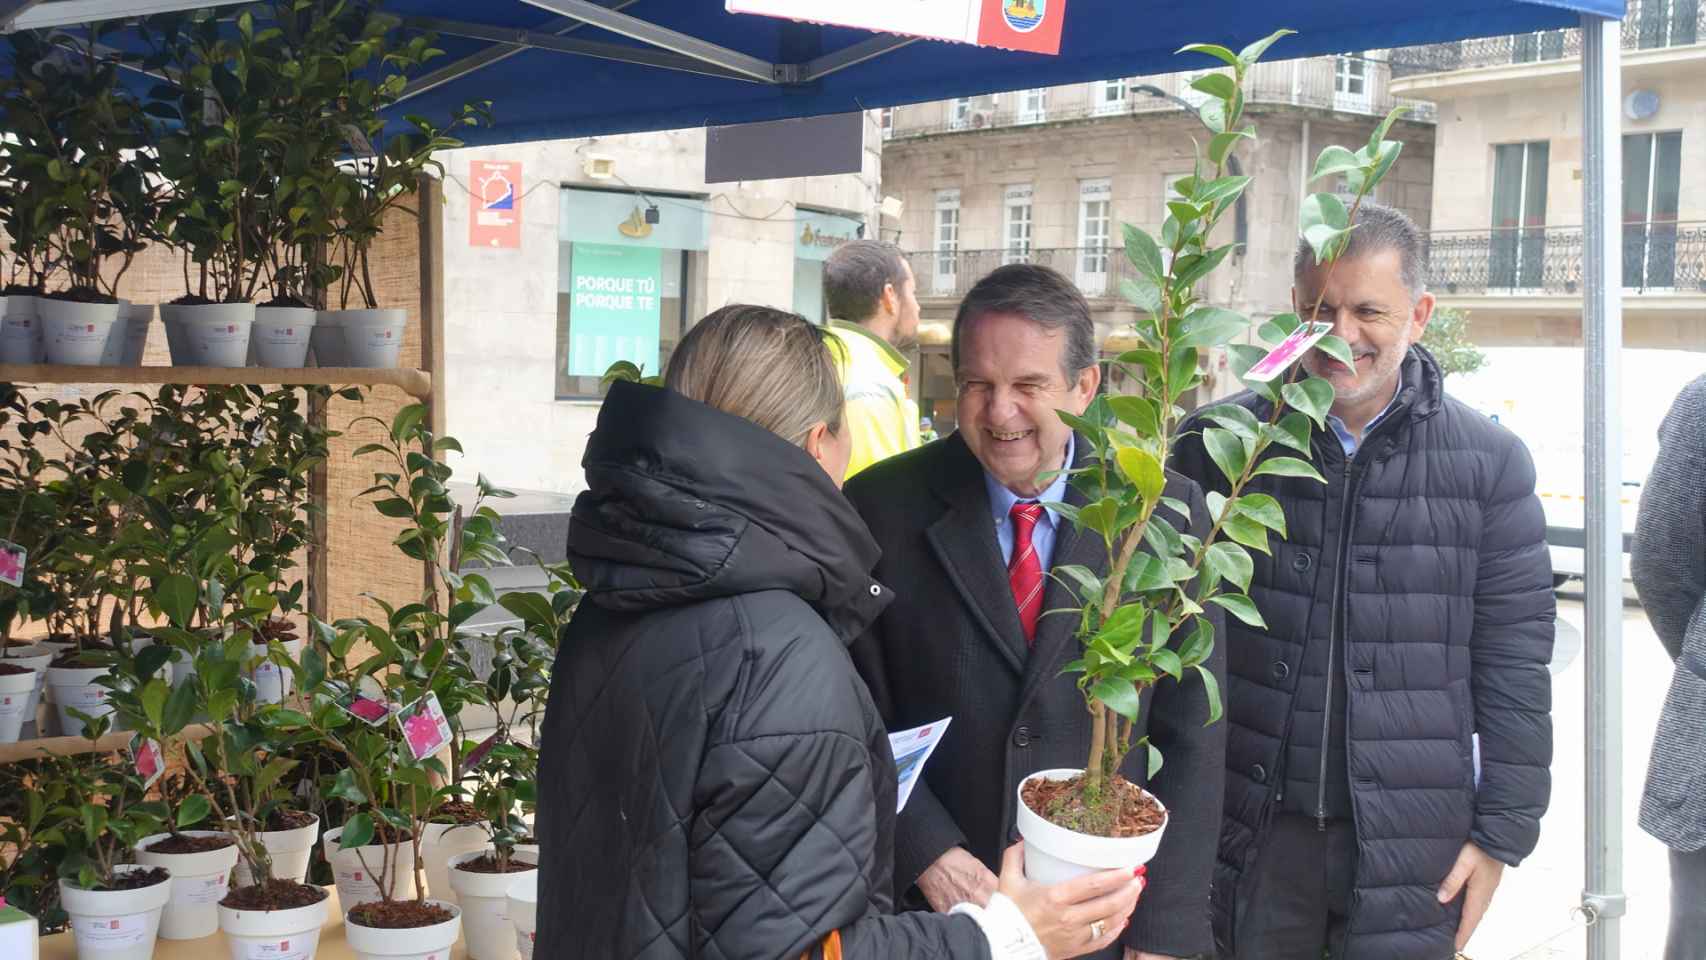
1467,594,1676,960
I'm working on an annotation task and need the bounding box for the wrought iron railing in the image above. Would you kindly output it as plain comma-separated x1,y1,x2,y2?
903,247,1140,300
1390,0,1704,77
1425,223,1706,295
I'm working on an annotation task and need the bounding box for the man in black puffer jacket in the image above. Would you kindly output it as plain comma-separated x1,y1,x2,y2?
1173,203,1555,960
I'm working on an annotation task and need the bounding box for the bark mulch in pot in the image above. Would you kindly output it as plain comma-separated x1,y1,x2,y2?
264,808,316,832
347,900,454,929
365,821,416,845
0,661,35,676
1021,773,1166,839
220,879,327,911
97,867,171,892
453,853,536,875
146,833,237,855
427,800,483,825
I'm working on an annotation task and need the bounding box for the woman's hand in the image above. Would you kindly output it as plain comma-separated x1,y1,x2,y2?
996,842,1146,959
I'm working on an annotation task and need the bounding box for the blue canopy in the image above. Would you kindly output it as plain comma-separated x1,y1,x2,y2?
384,0,1621,147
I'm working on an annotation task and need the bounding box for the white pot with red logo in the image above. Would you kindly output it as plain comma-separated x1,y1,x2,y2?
59,863,173,960
250,307,317,368
506,870,536,960
159,302,255,368
120,302,154,365
0,295,43,363
322,824,419,908
0,661,40,742
1014,768,1169,885
448,850,537,960
327,308,406,368
46,663,116,737
39,297,120,366
345,902,460,960
217,883,330,960
136,831,242,939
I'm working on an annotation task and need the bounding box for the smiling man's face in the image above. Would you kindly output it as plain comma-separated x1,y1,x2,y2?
955,311,1100,497
1295,247,1433,414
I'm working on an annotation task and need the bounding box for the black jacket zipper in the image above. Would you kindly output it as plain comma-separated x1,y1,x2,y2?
1317,456,1362,830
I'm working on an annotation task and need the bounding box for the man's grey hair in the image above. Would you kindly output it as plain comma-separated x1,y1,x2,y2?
1293,200,1427,300
951,263,1097,382
824,239,909,324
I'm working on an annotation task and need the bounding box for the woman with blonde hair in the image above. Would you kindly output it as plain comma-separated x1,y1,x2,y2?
537,305,1144,959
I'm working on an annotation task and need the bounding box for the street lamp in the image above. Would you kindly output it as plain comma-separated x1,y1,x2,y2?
1129,83,1249,253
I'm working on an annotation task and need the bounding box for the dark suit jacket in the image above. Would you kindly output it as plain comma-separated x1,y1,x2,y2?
846,431,1227,959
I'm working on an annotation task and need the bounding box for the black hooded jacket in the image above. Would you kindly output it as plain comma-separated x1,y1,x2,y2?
536,381,989,960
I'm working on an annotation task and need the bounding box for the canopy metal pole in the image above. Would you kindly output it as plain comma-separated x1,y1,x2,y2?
1580,12,1626,960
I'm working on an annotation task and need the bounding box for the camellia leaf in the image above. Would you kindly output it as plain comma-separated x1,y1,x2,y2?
1115,447,1166,505
1051,564,1104,604
1206,541,1254,592
1311,145,1363,183
1252,456,1327,483
1119,277,1163,315
1106,395,1160,436
1092,679,1142,723
1233,493,1288,535
1122,224,1166,281
1222,514,1271,554
1209,126,1256,167
1282,378,1337,428
1257,312,1303,345
338,812,375,850
1208,593,1267,629
1178,615,1215,666
1151,648,1184,683
1238,27,1297,66
1188,71,1237,102
1177,42,1240,69
1148,742,1165,779
1314,334,1354,367
155,574,197,628
1202,428,1248,487
176,794,210,829
1175,307,1248,349
1268,412,1313,453
1196,663,1224,724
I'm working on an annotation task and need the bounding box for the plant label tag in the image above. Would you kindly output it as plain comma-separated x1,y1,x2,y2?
1244,321,1335,382
464,730,501,770
887,717,952,814
396,692,453,762
0,540,25,587
130,735,165,790
326,681,393,727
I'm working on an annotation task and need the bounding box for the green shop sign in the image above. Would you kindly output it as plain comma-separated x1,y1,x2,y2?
567,242,663,377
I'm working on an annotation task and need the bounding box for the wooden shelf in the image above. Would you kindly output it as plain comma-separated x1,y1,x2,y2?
0,723,216,765
0,365,433,399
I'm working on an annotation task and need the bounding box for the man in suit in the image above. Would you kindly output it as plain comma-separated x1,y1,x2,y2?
847,264,1226,960
1632,374,1706,960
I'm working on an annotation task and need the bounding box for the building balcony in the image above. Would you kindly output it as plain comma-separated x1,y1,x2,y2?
885,57,1435,142
904,247,1141,302
1389,0,1706,93
1426,223,1706,349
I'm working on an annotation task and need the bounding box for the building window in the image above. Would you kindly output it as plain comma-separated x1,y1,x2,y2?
1004,185,1033,264
1019,88,1047,123
1078,179,1112,295
1489,141,1550,290
1632,0,1700,49
934,189,961,293
1095,78,1128,115
1624,130,1684,289
950,98,972,130
880,107,894,139
1512,29,1569,62
1333,55,1370,112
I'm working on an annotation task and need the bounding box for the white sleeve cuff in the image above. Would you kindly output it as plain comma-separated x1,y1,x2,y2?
950,892,1047,960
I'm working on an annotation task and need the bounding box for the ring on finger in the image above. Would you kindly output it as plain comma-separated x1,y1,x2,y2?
1090,919,1105,941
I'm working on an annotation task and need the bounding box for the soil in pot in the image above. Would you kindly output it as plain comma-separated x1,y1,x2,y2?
146,834,236,855
3,284,40,297
91,867,171,892
0,661,33,676
348,900,454,929
429,800,484,825
453,854,533,875
168,294,218,307
1021,773,1166,839
260,296,313,309
368,822,417,845
266,807,317,831
44,287,120,305
220,879,326,911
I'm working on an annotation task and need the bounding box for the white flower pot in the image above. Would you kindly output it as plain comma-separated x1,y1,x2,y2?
420,820,489,903
345,901,460,960
137,830,241,939
120,303,153,366
59,863,172,960
100,300,131,366
506,871,536,960
251,307,317,368
40,298,120,366
323,824,419,908
232,813,320,887
1,644,55,740
447,850,537,960
217,884,330,960
1,296,44,364
329,309,405,368
46,664,115,736
0,665,40,742
249,637,304,704
309,311,345,367
160,302,255,368
1014,769,1169,885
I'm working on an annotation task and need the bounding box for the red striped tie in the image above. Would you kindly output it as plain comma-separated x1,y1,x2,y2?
1009,502,1045,646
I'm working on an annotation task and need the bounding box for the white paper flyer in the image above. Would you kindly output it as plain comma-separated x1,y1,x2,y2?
889,717,952,814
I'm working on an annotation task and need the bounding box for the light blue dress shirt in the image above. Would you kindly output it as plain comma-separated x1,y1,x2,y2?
984,433,1076,570
1325,386,1402,457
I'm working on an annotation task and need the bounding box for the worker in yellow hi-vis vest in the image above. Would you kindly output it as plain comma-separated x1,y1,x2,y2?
822,239,923,478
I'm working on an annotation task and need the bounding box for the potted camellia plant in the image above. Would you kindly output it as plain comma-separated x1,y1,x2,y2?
146,11,280,367
1013,32,1405,883
326,12,488,367
53,715,172,960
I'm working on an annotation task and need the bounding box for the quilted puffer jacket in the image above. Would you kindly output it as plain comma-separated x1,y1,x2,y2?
536,381,990,960
1172,346,1556,960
